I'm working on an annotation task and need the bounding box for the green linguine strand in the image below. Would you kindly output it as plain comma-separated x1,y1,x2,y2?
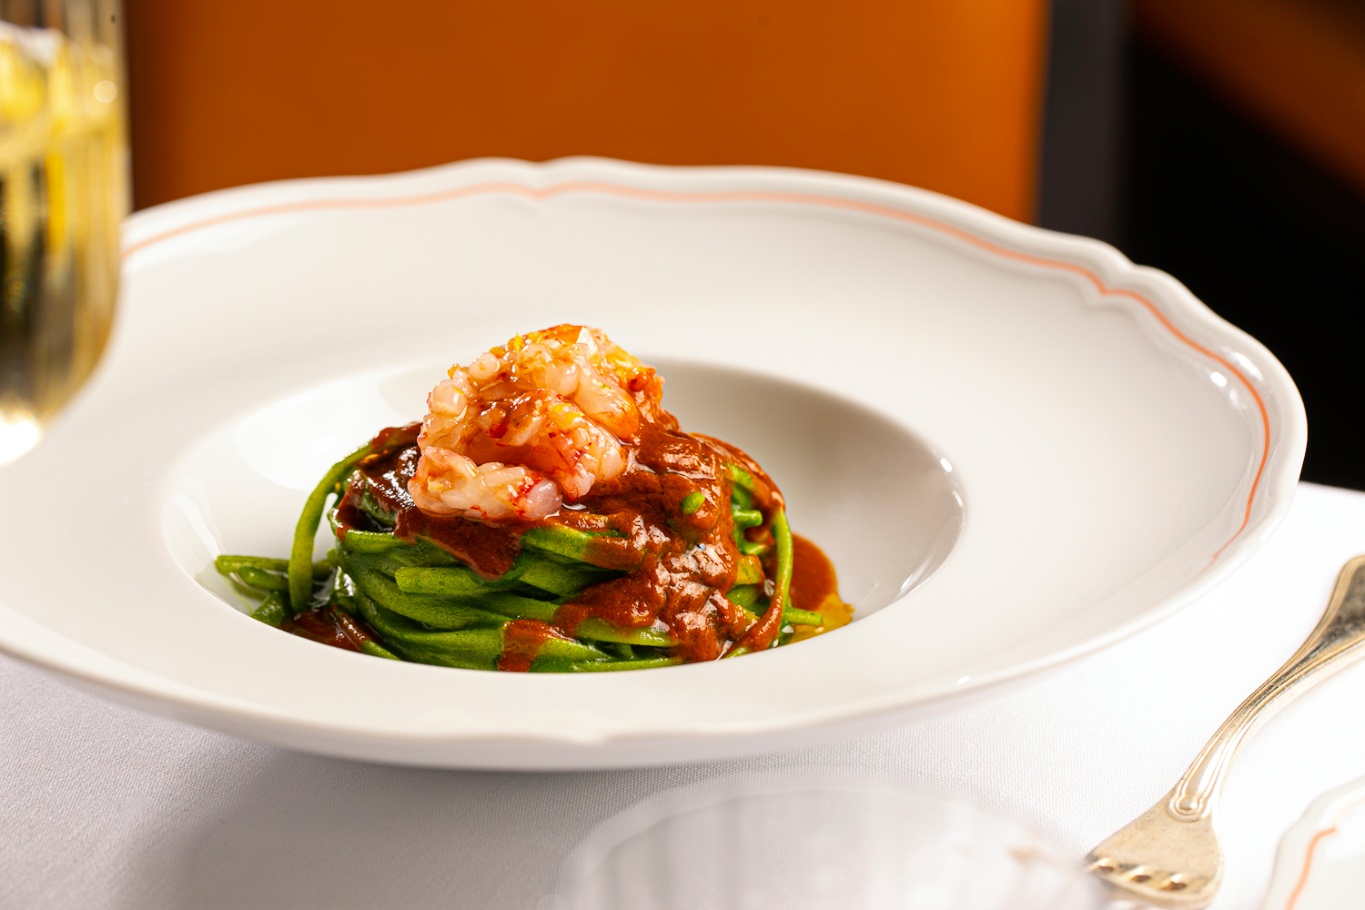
288,441,377,613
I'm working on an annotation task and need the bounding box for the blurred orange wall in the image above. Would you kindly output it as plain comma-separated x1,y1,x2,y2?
124,1,1047,221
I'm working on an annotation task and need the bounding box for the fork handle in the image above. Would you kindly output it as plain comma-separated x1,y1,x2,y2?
1168,555,1365,821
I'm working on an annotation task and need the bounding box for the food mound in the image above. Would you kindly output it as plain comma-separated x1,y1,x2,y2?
216,325,849,672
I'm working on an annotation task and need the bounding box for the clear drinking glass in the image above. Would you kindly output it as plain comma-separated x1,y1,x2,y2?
546,773,1106,910
0,0,128,465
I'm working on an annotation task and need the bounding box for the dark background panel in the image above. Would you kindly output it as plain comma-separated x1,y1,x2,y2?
1124,41,1365,491
1039,0,1365,490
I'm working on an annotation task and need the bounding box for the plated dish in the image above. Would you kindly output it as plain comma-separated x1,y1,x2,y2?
216,323,848,671
0,158,1305,768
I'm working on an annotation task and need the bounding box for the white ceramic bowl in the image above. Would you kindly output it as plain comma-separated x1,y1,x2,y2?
0,158,1305,767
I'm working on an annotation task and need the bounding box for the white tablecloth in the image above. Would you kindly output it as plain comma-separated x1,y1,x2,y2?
4,482,1365,910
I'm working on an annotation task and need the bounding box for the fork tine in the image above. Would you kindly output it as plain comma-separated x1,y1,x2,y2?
1084,789,1222,909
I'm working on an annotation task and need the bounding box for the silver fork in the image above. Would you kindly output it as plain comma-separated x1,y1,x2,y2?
1086,554,1365,908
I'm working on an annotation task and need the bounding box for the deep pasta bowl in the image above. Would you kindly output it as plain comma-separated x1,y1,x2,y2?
0,158,1305,768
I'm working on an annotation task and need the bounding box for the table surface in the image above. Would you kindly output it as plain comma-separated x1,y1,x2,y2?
5,481,1365,910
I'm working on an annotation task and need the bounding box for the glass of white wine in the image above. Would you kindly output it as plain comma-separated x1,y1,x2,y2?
0,0,128,466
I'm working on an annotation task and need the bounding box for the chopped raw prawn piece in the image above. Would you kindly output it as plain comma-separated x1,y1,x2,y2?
407,325,662,522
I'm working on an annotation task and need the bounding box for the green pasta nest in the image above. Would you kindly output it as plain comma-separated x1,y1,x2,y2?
215,428,817,672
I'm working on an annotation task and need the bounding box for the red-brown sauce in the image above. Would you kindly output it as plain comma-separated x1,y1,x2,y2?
787,534,853,642
497,619,560,672
323,374,848,670
283,604,383,653
789,534,838,613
